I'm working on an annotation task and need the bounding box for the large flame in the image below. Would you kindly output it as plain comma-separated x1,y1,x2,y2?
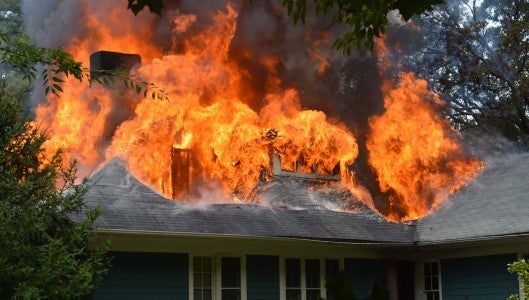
367,73,483,221
34,1,482,220
37,3,358,202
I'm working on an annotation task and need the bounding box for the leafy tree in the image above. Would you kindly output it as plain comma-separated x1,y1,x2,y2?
278,0,443,51
0,32,168,100
507,258,529,300
403,0,529,147
0,0,32,98
0,1,117,297
127,0,444,51
0,82,110,298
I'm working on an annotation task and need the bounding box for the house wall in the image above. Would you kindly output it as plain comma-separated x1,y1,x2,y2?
440,253,519,300
92,252,189,299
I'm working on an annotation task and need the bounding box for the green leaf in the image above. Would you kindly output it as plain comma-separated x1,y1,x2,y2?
52,83,63,93
127,0,165,16
51,76,64,83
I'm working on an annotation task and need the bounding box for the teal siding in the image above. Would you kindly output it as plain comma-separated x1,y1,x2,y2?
441,254,519,300
344,258,386,299
92,252,188,300
246,255,280,300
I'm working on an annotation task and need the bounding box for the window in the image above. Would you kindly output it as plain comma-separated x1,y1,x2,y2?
424,262,440,300
305,259,321,300
193,257,212,300
221,257,241,300
283,258,323,300
325,259,340,300
285,259,301,300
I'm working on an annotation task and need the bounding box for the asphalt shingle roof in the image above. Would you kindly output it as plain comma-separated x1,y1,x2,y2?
85,158,413,243
416,153,529,244
84,154,529,245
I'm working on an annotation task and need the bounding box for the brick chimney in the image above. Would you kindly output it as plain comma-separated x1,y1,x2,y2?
90,51,141,79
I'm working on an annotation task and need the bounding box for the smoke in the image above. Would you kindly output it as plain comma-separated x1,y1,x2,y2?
22,0,383,121
22,0,86,48
21,1,386,166
464,127,527,161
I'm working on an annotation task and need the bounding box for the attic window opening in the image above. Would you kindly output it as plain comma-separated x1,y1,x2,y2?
272,153,340,181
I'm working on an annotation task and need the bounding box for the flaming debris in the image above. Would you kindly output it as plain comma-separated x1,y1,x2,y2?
29,1,482,221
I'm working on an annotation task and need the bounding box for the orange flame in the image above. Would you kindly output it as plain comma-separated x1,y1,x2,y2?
34,1,482,221
36,3,359,202
367,73,483,221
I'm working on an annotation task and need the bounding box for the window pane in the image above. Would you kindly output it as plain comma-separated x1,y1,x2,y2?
203,273,212,288
305,259,320,289
325,259,339,279
203,289,212,300
221,257,241,288
194,257,213,300
307,289,321,300
286,289,301,300
202,257,212,272
286,259,301,288
194,257,202,271
424,263,431,276
194,289,202,300
222,289,241,300
426,292,434,300
194,273,202,288
432,276,439,290
425,276,432,290
431,262,438,276
325,259,339,300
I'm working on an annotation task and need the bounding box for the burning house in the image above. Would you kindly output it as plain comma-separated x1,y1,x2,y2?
25,0,529,299
83,153,529,300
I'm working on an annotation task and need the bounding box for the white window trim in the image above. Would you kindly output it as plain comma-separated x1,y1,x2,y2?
189,255,217,300
189,255,246,300
301,258,307,300
280,257,341,300
319,259,326,300
216,255,247,300
419,260,442,300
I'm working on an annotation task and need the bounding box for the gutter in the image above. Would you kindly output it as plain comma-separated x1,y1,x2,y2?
415,232,529,248
94,228,413,248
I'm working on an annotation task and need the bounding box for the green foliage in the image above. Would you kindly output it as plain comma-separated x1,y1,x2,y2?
406,0,529,147
0,33,83,96
128,0,442,51
507,258,529,300
0,33,169,100
127,0,165,15
0,82,110,298
0,0,28,42
0,0,33,98
281,0,443,52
